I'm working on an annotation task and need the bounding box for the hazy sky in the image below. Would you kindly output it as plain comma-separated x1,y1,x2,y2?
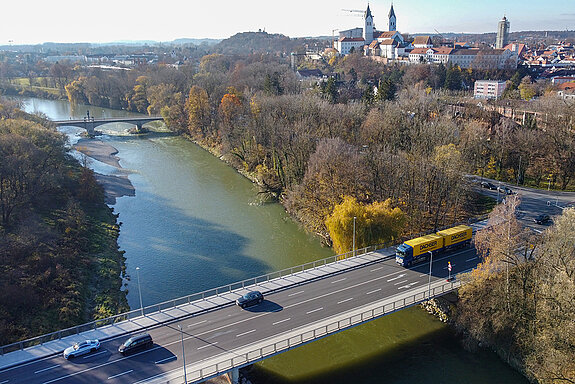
3,0,574,44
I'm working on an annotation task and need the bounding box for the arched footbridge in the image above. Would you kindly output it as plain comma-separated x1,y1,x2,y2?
53,116,164,135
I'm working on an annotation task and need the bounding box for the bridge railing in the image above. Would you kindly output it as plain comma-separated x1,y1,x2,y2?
0,243,389,355
148,278,462,384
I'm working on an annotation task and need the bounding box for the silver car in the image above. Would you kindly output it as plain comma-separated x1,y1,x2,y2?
63,339,101,359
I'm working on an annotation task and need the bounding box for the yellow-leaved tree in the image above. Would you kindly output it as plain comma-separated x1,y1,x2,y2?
325,196,406,255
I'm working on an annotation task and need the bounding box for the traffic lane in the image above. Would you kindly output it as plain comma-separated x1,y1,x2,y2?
2,248,479,384
2,343,178,384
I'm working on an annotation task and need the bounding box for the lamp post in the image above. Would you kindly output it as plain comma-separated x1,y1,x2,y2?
352,216,356,257
178,325,188,384
427,251,434,299
136,267,143,316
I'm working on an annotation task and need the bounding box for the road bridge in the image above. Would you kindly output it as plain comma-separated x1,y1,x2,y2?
0,239,481,384
53,116,164,135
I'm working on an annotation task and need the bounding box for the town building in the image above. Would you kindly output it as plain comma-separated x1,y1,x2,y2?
474,80,507,99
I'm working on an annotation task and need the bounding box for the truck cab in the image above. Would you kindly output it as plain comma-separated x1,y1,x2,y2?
395,243,413,267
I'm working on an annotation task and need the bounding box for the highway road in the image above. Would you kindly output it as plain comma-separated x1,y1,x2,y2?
0,247,479,384
473,177,574,232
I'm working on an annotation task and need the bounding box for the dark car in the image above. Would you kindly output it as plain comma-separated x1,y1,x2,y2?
481,181,497,190
118,333,153,355
236,291,264,309
498,186,513,195
534,214,550,225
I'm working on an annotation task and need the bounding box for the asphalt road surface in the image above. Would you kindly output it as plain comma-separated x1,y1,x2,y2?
0,247,478,384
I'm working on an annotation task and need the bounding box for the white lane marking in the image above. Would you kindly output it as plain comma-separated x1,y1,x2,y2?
236,329,256,337
370,266,383,272
288,291,304,297
387,274,406,282
155,355,177,364
366,288,381,295
83,351,107,359
0,380,9,384
34,365,60,374
331,278,347,284
337,297,354,304
306,307,323,314
466,257,476,262
188,320,207,327
394,280,408,285
107,370,133,380
272,318,291,325
398,282,419,290
197,342,218,350
41,346,164,384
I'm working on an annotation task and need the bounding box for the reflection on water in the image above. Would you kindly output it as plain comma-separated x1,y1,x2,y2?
19,97,528,384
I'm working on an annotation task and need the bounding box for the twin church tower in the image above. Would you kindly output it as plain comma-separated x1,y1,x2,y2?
363,3,396,45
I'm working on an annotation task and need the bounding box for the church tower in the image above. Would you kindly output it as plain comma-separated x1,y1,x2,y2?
388,3,396,31
364,4,374,44
496,16,510,49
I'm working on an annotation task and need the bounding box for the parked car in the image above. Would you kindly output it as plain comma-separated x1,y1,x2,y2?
534,214,550,225
118,333,153,355
481,181,497,190
498,186,513,195
236,291,264,309
63,339,101,359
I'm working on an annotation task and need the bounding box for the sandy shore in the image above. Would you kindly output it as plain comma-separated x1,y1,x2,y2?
74,138,135,204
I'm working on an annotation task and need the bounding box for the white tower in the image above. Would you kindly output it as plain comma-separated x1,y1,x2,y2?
388,4,396,31
496,16,510,49
364,4,374,44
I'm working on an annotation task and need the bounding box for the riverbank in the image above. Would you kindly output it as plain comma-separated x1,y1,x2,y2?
74,138,135,204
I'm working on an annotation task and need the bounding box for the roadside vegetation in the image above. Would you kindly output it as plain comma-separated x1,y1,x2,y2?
458,197,575,383
0,98,128,345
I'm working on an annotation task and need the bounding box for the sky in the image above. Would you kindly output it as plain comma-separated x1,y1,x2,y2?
2,0,574,45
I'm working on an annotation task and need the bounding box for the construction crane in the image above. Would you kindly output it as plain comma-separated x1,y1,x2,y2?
342,8,365,16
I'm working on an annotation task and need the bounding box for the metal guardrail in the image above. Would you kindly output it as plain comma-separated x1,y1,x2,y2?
150,279,462,384
0,244,388,355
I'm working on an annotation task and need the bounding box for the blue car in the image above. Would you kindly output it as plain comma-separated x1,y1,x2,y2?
236,291,264,309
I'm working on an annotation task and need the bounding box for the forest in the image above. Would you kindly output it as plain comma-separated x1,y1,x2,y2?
1,32,574,381
0,98,128,345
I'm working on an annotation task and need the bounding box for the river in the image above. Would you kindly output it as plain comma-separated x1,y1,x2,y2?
20,97,528,384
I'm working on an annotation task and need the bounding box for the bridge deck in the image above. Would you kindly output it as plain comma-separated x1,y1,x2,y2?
0,247,392,371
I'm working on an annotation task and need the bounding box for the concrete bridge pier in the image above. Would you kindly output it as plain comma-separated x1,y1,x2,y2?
229,367,240,384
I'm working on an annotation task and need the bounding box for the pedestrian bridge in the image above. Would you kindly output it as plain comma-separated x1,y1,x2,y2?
53,116,164,135
0,241,475,384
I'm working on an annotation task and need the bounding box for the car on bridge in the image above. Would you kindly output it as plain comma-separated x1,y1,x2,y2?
118,333,153,355
63,339,101,359
236,291,264,309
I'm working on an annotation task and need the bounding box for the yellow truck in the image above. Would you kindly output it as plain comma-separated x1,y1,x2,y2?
395,225,472,267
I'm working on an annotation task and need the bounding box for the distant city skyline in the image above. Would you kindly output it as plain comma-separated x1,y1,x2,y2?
3,0,574,45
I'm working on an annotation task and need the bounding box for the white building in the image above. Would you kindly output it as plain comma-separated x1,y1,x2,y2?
335,37,366,55
474,80,507,100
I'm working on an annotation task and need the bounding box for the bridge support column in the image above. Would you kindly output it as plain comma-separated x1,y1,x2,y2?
229,367,240,384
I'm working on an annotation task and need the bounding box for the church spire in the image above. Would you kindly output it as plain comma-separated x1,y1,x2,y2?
388,3,396,31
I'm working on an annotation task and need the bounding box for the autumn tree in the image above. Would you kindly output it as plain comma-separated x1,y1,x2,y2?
186,85,211,137
325,196,406,254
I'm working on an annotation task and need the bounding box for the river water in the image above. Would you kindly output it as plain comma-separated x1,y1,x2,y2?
20,97,528,384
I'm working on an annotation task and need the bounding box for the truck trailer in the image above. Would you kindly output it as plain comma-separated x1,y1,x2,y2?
395,225,472,267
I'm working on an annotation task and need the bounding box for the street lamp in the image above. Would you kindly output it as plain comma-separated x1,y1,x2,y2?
352,216,356,257
136,267,143,316
178,325,188,384
427,251,434,299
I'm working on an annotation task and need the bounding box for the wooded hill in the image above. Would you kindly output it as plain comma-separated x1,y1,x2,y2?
0,99,128,345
